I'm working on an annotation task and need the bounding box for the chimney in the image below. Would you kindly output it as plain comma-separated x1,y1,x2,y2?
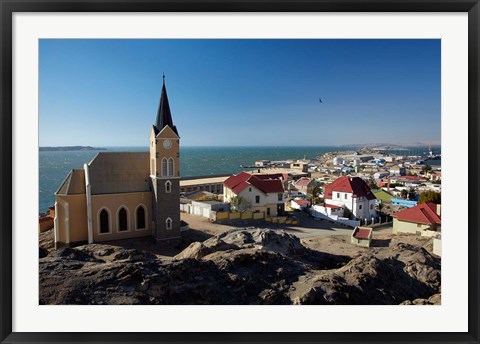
387,176,391,192
436,204,441,216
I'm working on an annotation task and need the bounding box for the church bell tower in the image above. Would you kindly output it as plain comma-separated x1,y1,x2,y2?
149,75,181,241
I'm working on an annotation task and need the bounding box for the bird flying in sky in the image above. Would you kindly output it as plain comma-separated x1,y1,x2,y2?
319,98,324,103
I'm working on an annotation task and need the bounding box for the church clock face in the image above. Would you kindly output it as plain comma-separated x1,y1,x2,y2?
163,139,172,149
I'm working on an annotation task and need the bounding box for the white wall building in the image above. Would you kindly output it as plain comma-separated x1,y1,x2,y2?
323,176,377,220
223,172,285,217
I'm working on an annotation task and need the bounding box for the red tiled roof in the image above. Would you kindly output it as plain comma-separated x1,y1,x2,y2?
400,176,420,181
324,203,342,209
295,177,312,187
393,202,441,225
315,203,342,209
256,173,285,181
324,176,376,200
353,227,372,239
232,180,250,194
223,171,251,189
224,172,284,194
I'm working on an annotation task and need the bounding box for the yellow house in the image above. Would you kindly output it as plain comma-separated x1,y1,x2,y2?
223,172,285,217
54,77,182,248
392,202,441,235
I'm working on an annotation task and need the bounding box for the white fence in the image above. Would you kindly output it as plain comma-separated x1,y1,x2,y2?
309,209,360,228
421,230,440,238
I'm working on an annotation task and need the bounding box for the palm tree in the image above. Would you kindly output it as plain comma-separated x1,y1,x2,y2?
309,183,323,205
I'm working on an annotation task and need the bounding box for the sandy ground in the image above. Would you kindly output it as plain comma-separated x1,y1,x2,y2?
40,212,432,260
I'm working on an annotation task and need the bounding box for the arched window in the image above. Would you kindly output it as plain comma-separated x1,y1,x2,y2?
165,180,171,193
136,206,146,230
99,209,110,234
166,217,172,230
162,158,168,176
118,207,128,232
168,158,174,176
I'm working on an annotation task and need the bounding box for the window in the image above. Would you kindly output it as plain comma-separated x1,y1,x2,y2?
344,193,347,199
267,208,271,216
165,180,171,193
118,207,128,232
156,152,159,159
370,204,374,210
162,158,168,176
168,158,174,176
359,205,362,210
136,206,146,230
255,195,260,204
166,217,172,230
278,193,283,201
99,209,109,234
249,187,252,192
337,193,340,198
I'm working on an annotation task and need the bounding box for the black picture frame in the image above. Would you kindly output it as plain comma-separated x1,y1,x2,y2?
1,1,479,343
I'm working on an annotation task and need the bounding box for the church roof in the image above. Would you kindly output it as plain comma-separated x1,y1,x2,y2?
56,169,86,195
88,152,150,195
154,76,178,136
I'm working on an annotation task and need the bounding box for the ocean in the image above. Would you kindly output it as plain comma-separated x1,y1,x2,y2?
39,145,440,213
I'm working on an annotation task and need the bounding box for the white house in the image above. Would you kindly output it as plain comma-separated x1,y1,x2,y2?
290,199,310,211
223,172,285,217
312,203,344,217
389,165,406,176
323,176,377,220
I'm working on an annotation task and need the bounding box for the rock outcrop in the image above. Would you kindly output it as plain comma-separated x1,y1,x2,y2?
39,228,441,305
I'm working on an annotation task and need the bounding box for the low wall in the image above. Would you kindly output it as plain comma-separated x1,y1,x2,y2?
253,212,264,220
433,237,442,256
421,230,439,238
309,209,359,228
241,212,253,219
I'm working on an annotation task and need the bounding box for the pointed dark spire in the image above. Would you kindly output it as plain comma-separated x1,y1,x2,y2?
154,75,178,136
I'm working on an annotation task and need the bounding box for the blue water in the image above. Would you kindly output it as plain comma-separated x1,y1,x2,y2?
38,145,440,213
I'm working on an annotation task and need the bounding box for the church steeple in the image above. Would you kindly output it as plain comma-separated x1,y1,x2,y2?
154,74,178,136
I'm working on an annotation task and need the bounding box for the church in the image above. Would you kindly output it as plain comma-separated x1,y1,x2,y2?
53,77,182,248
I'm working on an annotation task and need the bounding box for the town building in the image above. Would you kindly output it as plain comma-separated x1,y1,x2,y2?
53,77,183,248
323,176,377,220
291,177,317,196
223,172,285,216
389,165,406,176
351,226,373,247
392,202,441,235
179,175,229,195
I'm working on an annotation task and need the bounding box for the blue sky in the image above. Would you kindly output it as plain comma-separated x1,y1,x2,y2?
39,39,440,147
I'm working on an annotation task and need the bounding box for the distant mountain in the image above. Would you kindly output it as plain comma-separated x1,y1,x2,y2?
339,143,407,149
339,142,441,149
39,146,107,152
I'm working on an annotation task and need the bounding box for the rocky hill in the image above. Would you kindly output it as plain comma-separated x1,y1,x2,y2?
39,228,441,305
